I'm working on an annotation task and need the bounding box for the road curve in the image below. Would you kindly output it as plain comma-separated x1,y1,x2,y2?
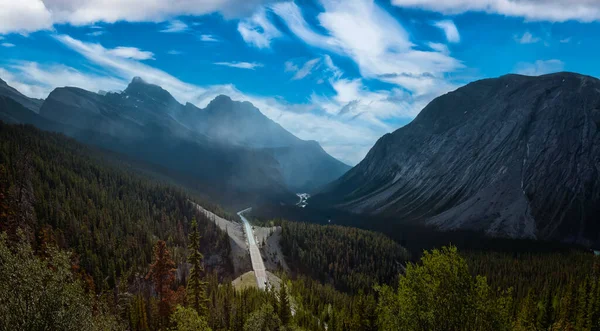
237,208,268,290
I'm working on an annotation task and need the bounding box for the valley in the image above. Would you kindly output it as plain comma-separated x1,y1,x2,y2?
0,71,599,330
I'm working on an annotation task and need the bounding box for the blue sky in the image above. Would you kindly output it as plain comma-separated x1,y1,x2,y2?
1,0,600,165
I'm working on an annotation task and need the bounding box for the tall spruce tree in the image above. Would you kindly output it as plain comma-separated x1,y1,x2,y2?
147,240,176,327
279,281,291,326
187,218,208,317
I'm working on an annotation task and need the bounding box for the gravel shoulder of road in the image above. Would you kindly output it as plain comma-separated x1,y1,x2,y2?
193,203,251,277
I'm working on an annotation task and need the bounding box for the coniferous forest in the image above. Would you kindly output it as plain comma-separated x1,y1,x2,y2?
1,123,599,330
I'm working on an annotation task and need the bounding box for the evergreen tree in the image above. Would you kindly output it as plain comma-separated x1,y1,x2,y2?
187,218,208,317
169,305,211,331
147,240,176,328
279,281,291,326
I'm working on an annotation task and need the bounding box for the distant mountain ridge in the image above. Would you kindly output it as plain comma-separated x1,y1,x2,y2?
177,94,351,191
0,76,349,206
315,72,600,246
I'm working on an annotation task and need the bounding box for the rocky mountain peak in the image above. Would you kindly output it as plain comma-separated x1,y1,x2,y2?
316,72,600,246
124,76,178,106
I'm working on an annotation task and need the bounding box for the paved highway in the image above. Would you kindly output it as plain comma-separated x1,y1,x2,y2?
237,208,268,290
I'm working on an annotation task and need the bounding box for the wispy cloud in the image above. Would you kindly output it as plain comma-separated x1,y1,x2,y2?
0,0,272,35
2,43,16,48
560,37,572,43
286,58,321,80
272,1,462,96
238,8,281,48
0,62,125,98
200,34,219,42
87,30,105,37
427,42,450,55
214,61,263,70
433,20,460,43
167,50,183,55
514,59,565,76
106,46,155,60
160,20,188,33
391,0,600,22
515,31,540,44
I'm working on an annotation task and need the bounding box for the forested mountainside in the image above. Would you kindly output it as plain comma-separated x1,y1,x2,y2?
315,72,600,246
0,123,232,288
280,221,409,293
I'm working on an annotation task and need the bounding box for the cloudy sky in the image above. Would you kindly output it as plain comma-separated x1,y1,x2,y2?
1,0,599,165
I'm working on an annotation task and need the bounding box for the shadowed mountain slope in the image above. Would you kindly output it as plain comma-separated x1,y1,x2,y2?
315,72,600,246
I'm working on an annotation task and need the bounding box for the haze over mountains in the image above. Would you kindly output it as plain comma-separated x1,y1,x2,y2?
0,76,349,206
2,72,599,246
315,72,600,246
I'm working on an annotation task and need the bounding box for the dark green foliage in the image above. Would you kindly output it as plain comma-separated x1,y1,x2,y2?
376,246,513,331
0,231,123,331
187,218,208,317
0,123,231,289
278,281,291,325
280,220,410,293
465,249,600,329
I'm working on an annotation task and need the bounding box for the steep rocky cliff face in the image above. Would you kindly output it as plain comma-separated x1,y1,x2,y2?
316,72,600,245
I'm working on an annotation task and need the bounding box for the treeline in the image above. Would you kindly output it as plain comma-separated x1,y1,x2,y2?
280,220,410,293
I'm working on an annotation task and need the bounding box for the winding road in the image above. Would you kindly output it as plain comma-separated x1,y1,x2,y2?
237,208,268,290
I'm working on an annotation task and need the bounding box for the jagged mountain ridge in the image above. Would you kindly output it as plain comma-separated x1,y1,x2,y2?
315,72,600,245
0,76,348,204
178,94,351,191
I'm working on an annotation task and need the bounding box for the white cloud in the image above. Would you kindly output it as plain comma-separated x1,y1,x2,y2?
515,31,540,44
1,43,16,48
0,0,53,34
106,46,155,60
560,37,572,43
433,20,460,43
87,30,105,37
200,34,219,42
271,2,343,52
286,58,321,80
272,0,462,96
160,20,188,33
0,0,273,34
0,61,125,98
237,8,281,48
514,59,565,76
427,42,450,54
390,0,600,22
284,61,298,73
167,50,183,55
214,61,264,69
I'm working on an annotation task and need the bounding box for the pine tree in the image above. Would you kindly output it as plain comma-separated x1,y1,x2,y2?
187,218,209,317
147,240,176,327
279,281,291,326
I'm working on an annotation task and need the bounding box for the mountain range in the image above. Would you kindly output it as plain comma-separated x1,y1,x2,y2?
3,72,599,246
0,77,350,207
315,72,600,246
